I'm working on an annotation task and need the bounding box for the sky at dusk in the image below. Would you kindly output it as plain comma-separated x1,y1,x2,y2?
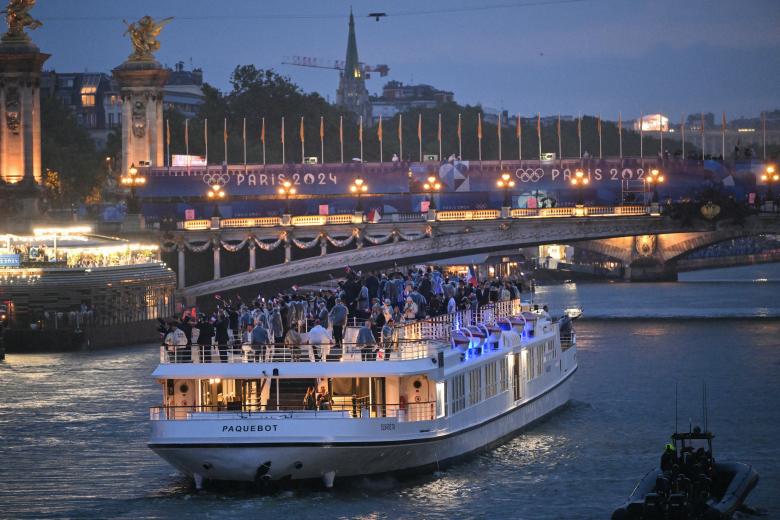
28,0,780,120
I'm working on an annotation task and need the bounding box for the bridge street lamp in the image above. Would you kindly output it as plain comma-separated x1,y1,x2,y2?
423,175,441,210
570,169,589,206
350,176,368,212
278,180,296,215
760,165,778,207
496,172,516,209
645,168,665,203
120,163,146,213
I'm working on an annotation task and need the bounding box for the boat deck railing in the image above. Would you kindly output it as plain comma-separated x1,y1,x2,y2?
150,400,436,422
161,338,444,364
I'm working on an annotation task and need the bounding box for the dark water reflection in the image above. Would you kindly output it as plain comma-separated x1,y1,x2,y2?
1,274,779,519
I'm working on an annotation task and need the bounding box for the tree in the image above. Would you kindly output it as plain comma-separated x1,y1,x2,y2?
41,95,105,205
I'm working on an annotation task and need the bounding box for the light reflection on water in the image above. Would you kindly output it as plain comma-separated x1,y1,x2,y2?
1,277,779,519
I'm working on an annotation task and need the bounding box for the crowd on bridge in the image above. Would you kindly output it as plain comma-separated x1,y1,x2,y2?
161,266,532,363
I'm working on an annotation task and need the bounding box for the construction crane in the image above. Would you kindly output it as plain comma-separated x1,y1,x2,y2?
281,56,390,80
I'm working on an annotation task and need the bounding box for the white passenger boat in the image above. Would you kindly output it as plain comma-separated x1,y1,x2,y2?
148,299,577,489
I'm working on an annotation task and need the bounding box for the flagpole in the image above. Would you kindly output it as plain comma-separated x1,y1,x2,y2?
242,117,247,171
398,114,403,161
556,113,562,161
359,115,364,163
204,118,208,166
339,115,344,163
659,114,664,155
598,114,602,159
261,117,266,165
681,113,685,160
418,113,422,162
639,111,644,159
721,112,726,160
458,113,462,159
165,118,170,170
281,116,285,165
516,114,521,161
223,117,228,165
618,112,622,159
578,114,582,159
185,119,189,174
378,115,383,163
700,112,705,160
762,111,767,160
300,116,305,164
478,113,483,162
320,116,324,165
536,113,541,161
438,113,442,161
497,112,503,166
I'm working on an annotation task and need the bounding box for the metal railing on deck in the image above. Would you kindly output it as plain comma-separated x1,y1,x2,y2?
161,338,439,364
150,400,436,422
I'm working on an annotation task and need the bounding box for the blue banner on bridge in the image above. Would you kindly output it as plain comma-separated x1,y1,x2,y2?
137,159,767,220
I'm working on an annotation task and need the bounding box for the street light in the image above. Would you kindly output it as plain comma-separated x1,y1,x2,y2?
206,183,226,200
496,172,516,208
278,180,296,214
422,175,441,210
645,168,665,203
570,169,589,205
120,163,146,212
350,176,368,212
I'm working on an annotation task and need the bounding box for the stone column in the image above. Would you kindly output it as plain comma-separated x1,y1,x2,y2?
213,242,221,280
284,242,292,263
0,35,49,190
248,244,256,271
320,239,327,256
177,245,186,289
112,60,169,174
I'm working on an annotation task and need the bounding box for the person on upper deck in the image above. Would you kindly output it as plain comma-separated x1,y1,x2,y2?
164,321,188,362
329,298,348,350
357,319,377,361
308,319,333,361
250,322,270,362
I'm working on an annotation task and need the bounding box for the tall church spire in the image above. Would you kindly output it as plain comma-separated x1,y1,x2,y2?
336,9,371,124
344,9,361,80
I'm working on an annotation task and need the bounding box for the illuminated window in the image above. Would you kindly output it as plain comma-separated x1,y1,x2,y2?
81,86,96,107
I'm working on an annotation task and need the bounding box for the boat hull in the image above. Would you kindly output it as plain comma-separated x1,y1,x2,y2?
150,369,575,484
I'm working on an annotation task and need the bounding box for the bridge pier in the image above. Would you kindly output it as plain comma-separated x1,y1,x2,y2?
625,258,678,282
249,244,256,271
213,244,221,280
320,240,327,256
177,245,186,290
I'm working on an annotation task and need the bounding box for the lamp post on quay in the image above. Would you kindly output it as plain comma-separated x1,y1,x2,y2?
278,180,296,224
120,163,146,215
350,176,368,213
760,165,779,211
497,172,516,218
571,169,589,216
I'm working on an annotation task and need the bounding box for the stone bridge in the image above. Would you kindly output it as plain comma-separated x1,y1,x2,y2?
161,207,780,305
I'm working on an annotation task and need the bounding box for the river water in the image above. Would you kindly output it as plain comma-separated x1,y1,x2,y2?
1,264,779,519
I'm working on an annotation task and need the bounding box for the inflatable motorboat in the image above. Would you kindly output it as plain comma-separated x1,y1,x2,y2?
612,427,759,520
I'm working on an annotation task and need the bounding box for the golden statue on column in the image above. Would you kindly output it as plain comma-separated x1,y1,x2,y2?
2,0,42,41
123,16,173,61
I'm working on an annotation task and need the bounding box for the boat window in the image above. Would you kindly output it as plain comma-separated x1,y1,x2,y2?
499,357,509,393
468,368,482,406
450,374,465,413
485,362,498,399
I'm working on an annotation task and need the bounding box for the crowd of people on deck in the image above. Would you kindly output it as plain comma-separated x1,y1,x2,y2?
161,266,531,363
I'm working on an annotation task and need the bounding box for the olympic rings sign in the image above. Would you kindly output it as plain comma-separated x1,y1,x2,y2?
514,168,546,182
202,173,231,187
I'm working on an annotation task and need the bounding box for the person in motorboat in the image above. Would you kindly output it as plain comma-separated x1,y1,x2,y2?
661,443,676,472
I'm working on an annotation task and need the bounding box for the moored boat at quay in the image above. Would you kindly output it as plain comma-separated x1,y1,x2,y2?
148,299,577,489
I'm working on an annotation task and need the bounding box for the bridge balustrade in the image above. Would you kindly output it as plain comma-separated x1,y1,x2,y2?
182,220,210,230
